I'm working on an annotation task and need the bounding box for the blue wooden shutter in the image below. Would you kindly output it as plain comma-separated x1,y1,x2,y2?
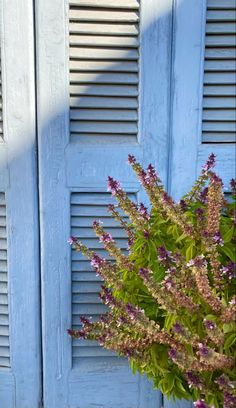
0,2,41,407
37,0,172,406
0,192,10,369
170,0,235,200
202,0,236,143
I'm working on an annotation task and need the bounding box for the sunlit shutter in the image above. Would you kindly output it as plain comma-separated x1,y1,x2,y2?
0,52,3,139
202,0,236,143
70,192,136,365
69,0,140,142
0,193,10,368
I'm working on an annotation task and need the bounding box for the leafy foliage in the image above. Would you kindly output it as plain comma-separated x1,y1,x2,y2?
68,154,236,408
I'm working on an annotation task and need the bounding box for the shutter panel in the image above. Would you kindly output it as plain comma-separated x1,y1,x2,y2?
71,192,135,365
202,0,236,143
69,0,140,142
0,54,3,139
0,193,10,368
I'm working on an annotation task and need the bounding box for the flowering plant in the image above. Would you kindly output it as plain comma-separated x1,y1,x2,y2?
68,154,236,408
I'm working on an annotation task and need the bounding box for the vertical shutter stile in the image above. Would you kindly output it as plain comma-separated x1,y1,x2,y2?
202,0,236,143
69,0,140,142
0,193,10,368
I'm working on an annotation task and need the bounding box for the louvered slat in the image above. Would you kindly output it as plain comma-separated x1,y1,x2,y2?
0,192,10,368
202,1,236,143
71,192,135,365
69,1,140,141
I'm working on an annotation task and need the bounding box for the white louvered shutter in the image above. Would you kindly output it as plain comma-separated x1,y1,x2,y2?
69,0,140,142
202,0,236,143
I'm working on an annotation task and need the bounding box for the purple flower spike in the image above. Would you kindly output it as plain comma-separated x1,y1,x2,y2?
157,246,170,261
107,176,122,196
80,316,91,326
194,400,209,408
199,187,208,204
179,199,187,210
91,254,104,269
139,203,150,221
128,154,136,164
68,236,77,245
147,164,158,182
99,232,113,244
93,220,100,229
202,153,216,171
186,371,203,390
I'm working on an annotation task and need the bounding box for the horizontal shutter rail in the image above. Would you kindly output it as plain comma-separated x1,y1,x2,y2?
69,1,140,142
202,1,236,143
71,192,135,364
0,193,10,368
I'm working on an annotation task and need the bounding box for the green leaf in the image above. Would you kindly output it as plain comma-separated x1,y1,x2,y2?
222,226,234,243
224,333,236,350
185,244,194,261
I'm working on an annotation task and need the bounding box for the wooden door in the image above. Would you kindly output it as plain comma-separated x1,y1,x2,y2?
0,1,41,407
36,0,172,407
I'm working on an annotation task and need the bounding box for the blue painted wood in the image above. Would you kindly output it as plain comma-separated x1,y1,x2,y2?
164,397,193,408
169,0,235,201
0,1,41,407
36,0,173,406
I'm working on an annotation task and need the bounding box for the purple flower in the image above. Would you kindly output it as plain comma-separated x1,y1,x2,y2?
139,203,150,221
193,400,209,408
211,173,223,187
127,154,136,164
215,374,229,388
139,267,150,280
173,322,184,334
195,208,204,218
80,316,91,326
220,262,236,280
229,295,236,305
91,254,105,269
185,371,203,389
230,178,236,193
162,192,173,205
93,220,100,229
198,343,210,357
107,204,115,212
146,163,158,183
99,232,113,244
157,246,171,262
179,199,187,210
163,276,175,290
168,348,177,360
125,303,141,320
224,391,236,408
100,286,116,307
143,230,150,239
199,187,208,204
193,255,207,268
202,153,216,171
107,176,122,196
68,236,77,245
204,320,216,330
212,232,224,246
